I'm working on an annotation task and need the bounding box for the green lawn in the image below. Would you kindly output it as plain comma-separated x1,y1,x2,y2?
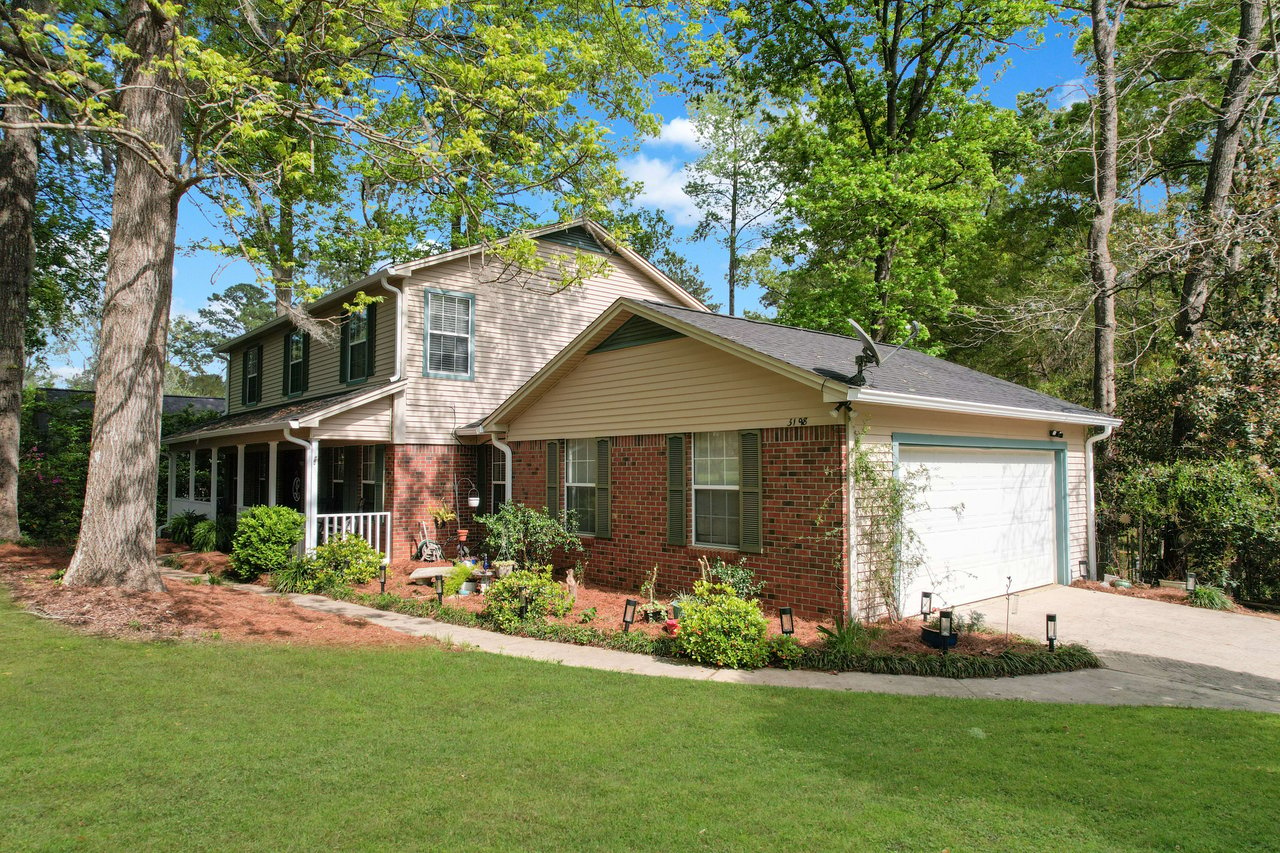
1,596,1278,852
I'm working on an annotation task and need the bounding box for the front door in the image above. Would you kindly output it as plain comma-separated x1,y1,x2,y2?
277,448,305,511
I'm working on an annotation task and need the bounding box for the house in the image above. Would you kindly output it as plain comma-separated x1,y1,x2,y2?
482,299,1121,620
161,221,706,557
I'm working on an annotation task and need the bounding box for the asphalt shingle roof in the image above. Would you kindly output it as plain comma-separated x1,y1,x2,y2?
163,388,370,442
641,301,1107,421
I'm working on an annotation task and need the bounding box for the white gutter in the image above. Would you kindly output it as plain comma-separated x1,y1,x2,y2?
848,387,1123,428
488,431,513,504
1084,423,1115,581
283,421,319,552
378,274,403,383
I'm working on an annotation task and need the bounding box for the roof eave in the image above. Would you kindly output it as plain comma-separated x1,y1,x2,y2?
847,387,1123,427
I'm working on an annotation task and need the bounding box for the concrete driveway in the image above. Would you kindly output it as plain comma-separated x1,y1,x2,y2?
956,585,1280,681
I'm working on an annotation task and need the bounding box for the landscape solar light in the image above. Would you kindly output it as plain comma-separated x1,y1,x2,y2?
1185,572,1197,594
920,591,933,619
938,609,953,655
671,603,683,620
779,607,795,636
519,589,530,620
622,599,638,632
433,573,444,605
1046,613,1058,652
378,563,387,595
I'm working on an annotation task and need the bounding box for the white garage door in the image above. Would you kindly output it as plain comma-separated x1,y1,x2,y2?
899,445,1058,611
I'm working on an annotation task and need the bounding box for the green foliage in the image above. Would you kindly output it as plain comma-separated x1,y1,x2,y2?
190,520,219,553
1187,586,1233,611
817,616,885,656
475,503,583,569
16,389,93,545
675,581,770,669
269,557,326,595
767,634,806,669
229,506,305,582
312,535,384,585
708,556,764,599
799,644,1101,679
445,562,476,596
578,607,597,623
165,510,206,548
483,567,574,631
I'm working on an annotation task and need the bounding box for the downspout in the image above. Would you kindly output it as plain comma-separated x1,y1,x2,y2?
378,274,403,383
283,421,319,552
1085,424,1115,581
488,431,513,504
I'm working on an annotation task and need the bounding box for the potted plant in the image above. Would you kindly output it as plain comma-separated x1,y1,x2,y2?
639,565,665,622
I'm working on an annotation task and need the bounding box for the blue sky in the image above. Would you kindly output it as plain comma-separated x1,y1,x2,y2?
50,20,1090,381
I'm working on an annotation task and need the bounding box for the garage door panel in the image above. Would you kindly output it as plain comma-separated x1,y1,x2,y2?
899,445,1057,610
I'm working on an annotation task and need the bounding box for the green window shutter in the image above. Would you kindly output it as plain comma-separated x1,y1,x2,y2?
365,303,377,377
282,333,291,396
339,318,350,383
545,441,559,513
240,350,249,406
594,437,611,539
301,333,310,392
738,429,763,554
666,434,686,546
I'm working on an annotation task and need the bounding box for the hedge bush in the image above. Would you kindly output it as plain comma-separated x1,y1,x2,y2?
229,505,305,582
675,581,770,669
483,566,573,631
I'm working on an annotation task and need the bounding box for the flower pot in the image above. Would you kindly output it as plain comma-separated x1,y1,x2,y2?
920,626,958,649
457,529,469,542
459,581,477,596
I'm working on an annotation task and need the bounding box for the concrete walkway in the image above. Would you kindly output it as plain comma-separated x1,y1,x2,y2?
955,585,1280,681
162,569,1280,714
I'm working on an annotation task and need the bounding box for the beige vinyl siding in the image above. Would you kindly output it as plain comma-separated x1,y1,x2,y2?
851,407,1091,579
504,337,831,441
224,290,397,416
310,398,394,442
401,243,683,443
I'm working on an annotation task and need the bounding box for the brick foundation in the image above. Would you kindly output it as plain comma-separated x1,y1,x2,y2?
385,443,481,561
510,424,848,620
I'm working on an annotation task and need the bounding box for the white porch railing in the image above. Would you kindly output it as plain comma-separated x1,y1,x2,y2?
316,512,393,562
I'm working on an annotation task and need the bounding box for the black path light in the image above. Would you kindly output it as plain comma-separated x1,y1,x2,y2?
433,573,444,606
518,589,530,620
938,609,953,656
378,563,387,595
920,591,933,619
1046,613,1058,652
1186,572,1198,594
622,599,638,632
779,607,795,636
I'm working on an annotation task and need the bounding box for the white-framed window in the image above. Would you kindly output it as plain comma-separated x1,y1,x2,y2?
360,445,381,511
346,310,370,381
490,449,507,512
286,330,306,395
174,450,191,500
693,431,740,547
425,291,473,378
565,438,596,535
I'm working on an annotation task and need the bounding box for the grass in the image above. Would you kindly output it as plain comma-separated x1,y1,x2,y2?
1,595,1278,852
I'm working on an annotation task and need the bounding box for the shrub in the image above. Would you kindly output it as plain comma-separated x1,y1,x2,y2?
229,505,305,582
165,510,206,547
483,566,573,631
190,519,218,552
767,634,806,669
311,534,383,585
269,557,324,594
444,562,475,596
474,502,583,568
675,581,769,669
709,557,764,599
817,616,884,656
1187,585,1233,611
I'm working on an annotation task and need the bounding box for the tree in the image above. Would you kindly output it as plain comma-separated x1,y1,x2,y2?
737,0,1048,340
166,282,272,392
682,85,781,315
607,207,719,310
0,0,699,589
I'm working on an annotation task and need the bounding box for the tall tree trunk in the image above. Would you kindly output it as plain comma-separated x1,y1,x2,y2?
273,201,294,315
0,93,39,541
1088,0,1119,420
64,0,183,590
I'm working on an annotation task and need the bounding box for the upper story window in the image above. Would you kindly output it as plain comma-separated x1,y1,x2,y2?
284,330,309,396
693,431,740,548
241,345,262,407
341,305,375,384
565,438,597,535
425,291,473,379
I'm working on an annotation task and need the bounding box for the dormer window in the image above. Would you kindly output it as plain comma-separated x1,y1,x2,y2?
425,290,473,379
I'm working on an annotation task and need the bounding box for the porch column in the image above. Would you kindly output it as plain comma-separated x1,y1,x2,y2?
235,444,246,511
267,441,278,506
304,441,319,552
209,448,218,514
187,450,196,504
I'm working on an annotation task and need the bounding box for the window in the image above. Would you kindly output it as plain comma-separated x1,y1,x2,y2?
359,445,382,511
565,438,597,534
345,309,370,382
490,449,507,512
193,448,213,502
174,451,191,500
693,431,740,547
425,291,473,378
285,330,307,396
241,345,261,406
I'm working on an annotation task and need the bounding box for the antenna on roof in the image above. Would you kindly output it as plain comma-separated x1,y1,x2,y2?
880,321,921,365
847,319,880,387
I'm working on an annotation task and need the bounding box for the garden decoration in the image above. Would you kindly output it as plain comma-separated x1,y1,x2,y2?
939,610,953,655
1046,613,1057,652
1186,572,1197,593
920,591,932,619
779,607,795,636
378,564,387,594
433,574,444,605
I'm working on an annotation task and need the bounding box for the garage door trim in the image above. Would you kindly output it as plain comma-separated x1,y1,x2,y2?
892,433,1070,586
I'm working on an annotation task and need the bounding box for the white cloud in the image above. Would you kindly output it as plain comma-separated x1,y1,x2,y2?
1054,78,1090,109
649,116,705,151
49,364,80,380
620,153,700,225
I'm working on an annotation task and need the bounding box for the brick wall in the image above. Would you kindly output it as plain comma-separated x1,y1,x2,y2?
510,424,848,620
385,443,480,562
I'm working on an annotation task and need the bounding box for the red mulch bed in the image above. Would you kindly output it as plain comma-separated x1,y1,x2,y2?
1071,579,1280,621
0,543,429,646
